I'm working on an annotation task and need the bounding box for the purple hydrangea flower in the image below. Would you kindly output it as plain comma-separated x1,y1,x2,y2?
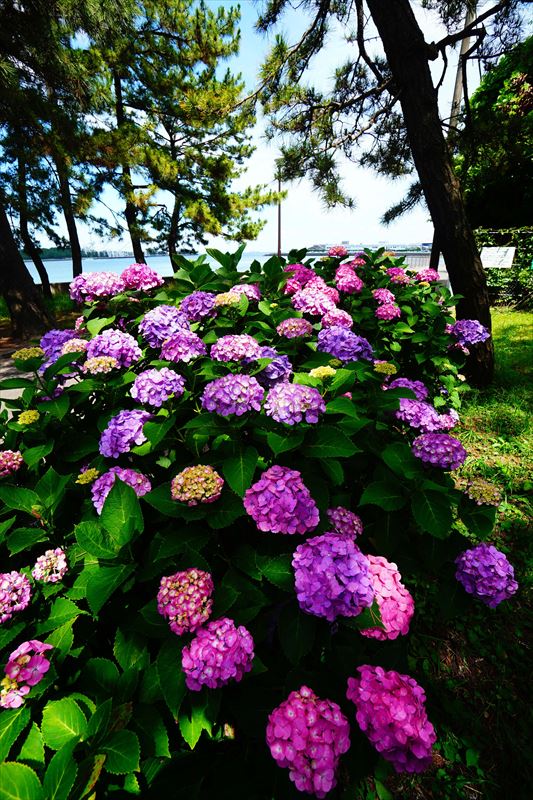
160,330,207,362
412,433,467,470
386,267,410,284
449,319,490,346
264,382,325,425
86,329,142,369
171,465,224,506
210,334,262,362
266,686,350,799
376,303,401,321
327,506,363,538
455,543,518,608
244,465,319,534
321,308,353,329
121,262,164,291
91,467,152,513
99,410,152,458
138,305,190,348
335,265,364,294
276,318,313,339
347,665,436,773
201,374,264,417
32,549,67,584
317,326,373,362
386,378,428,401
373,288,396,304
292,284,336,316
69,272,126,303
0,450,24,479
158,568,214,635
179,291,217,322
292,533,374,621
255,346,292,388
230,283,261,302
181,617,254,691
396,399,459,433
40,329,78,369
0,572,31,624
360,555,415,641
130,368,185,407
415,269,440,282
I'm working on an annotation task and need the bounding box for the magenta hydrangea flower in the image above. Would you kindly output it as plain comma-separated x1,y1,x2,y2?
0,450,24,479
69,272,126,303
376,303,401,321
160,330,207,363
138,305,190,348
449,319,490,346
171,465,224,506
157,568,214,635
86,329,142,369
321,308,353,329
292,285,336,316
317,326,373,362
306,277,340,304
455,543,518,608
412,433,467,470
386,267,410,284
335,265,364,294
130,368,185,407
179,291,217,321
415,268,440,282
99,409,152,458
347,665,436,773
396,399,459,433
373,288,396,304
292,533,374,621
201,374,264,417
244,465,319,534
181,617,254,691
255,346,293,388
0,572,31,624
360,555,414,640
91,467,152,514
0,677,30,709
5,640,53,687
266,686,350,799
121,262,164,291
386,378,428,401
328,245,349,258
210,334,262,362
230,283,261,302
327,506,363,538
283,264,316,295
32,548,67,584
264,383,325,425
276,318,313,339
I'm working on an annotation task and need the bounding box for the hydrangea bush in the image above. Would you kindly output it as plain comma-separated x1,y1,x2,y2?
0,247,516,798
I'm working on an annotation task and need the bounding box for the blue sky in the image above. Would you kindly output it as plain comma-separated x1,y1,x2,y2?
78,1,484,253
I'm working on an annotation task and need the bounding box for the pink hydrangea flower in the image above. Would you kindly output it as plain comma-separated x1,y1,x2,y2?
0,571,31,624
161,330,207,363
375,303,401,321
171,465,224,506
0,450,24,479
32,548,68,584
386,267,410,284
181,617,254,691
321,308,353,329
292,284,336,316
328,245,349,258
415,268,440,282
0,677,30,708
360,556,414,640
244,465,319,534
335,265,364,294
327,506,363,538
5,640,53,687
121,262,164,291
276,318,313,339
210,334,262,362
157,568,214,635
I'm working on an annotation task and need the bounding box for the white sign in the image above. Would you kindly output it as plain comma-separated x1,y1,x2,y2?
480,247,516,269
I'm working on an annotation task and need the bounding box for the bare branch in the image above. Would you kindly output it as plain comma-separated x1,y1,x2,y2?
355,0,385,84
427,1,510,59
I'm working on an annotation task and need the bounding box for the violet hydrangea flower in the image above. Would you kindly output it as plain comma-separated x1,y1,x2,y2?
160,330,207,363
347,665,436,773
292,533,374,621
276,318,313,339
86,329,142,369
455,543,518,608
40,329,78,369
327,506,363,538
157,568,214,635
99,409,152,458
266,686,350,799
69,272,126,303
32,549,68,584
317,326,373,362
179,291,217,322
201,374,264,417
138,305,190,348
360,555,414,640
412,433,467,470
0,572,31,624
244,465,319,534
210,334,262,362
396,399,459,433
264,382,325,425
130,368,185,407
121,262,164,291
255,346,293,388
0,450,24,479
230,283,261,302
91,467,152,514
386,378,428,401
181,617,254,691
171,465,224,506
449,319,490,346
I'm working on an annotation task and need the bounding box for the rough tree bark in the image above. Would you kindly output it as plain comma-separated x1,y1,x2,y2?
366,0,494,385
168,196,181,260
0,198,53,339
17,153,52,298
53,149,83,278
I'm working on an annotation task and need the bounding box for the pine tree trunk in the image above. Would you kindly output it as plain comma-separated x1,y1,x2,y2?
0,199,53,339
53,151,83,278
17,154,52,299
168,196,181,259
113,72,146,264
366,0,494,386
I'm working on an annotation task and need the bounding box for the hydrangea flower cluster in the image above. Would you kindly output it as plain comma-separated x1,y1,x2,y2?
373,288,396,304
18,410,40,426
292,285,336,316
347,665,436,773
244,466,319,534
130,368,185,407
161,330,207,362
327,506,363,538
335,264,364,294
61,338,88,355
266,686,351,799
360,556,414,640
276,318,313,338
283,264,316,295
157,568,214,635
179,291,217,321
292,533,374,621
214,291,240,308
412,433,467,470
138,305,190,348
264,382,325,425
32,549,68,584
455,543,518,608
99,409,152,458
230,283,261,302
121,262,164,291
464,477,502,506
396,399,459,433
0,450,24,478
0,640,53,709
376,303,401,321
40,328,78,368
309,366,336,381
201,374,264,417
11,347,44,361
387,377,428,401
255,346,292,387
317,326,373,362
210,334,262,362
328,245,348,257
449,319,490,346
86,329,142,369
386,267,410,284
374,360,398,376
83,356,119,374
321,308,353,329
0,572,31,623
91,467,152,514
171,465,224,506
415,268,440,282
70,271,126,303
181,617,254,691
76,468,100,485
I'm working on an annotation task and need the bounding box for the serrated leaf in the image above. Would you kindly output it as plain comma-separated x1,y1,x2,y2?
100,480,143,543
266,430,304,455
36,598,83,634
359,481,407,511
0,486,40,514
35,468,70,513
380,442,423,479
325,397,359,417
41,699,86,750
83,658,120,695
45,622,74,662
278,603,316,664
221,446,258,496
43,741,78,800
18,723,44,765
0,762,43,800
114,630,148,672
261,555,294,591
22,442,54,468
134,706,170,758
86,700,112,745
178,694,218,750
100,730,140,774
156,640,186,719
74,520,121,559
86,316,115,336
0,707,30,761
38,394,70,421
411,491,453,538
7,527,48,556
86,565,135,615
143,483,181,517
304,425,359,458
